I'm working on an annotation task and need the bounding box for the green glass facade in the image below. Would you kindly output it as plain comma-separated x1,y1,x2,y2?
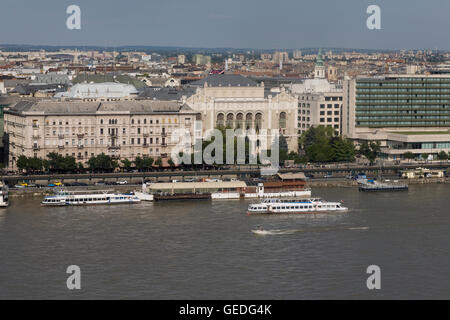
355,77,450,128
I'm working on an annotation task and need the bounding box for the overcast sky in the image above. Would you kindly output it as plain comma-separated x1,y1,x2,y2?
1,0,450,50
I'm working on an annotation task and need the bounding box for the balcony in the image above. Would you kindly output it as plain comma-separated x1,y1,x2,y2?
143,133,149,137
161,142,167,147
109,132,118,137
32,124,39,128
32,135,40,139
32,145,40,151
77,144,84,149
58,145,64,149
58,134,64,139
77,156,84,160
142,143,149,147
107,145,121,149
161,132,167,137
77,133,85,138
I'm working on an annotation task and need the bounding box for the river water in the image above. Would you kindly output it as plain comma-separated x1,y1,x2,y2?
0,184,449,299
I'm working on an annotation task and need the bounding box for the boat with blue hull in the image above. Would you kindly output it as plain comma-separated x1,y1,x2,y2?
358,179,408,192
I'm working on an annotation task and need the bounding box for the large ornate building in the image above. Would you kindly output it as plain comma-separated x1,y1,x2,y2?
184,74,299,151
3,100,198,169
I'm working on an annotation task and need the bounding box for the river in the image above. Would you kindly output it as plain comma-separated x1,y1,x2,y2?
1,184,449,299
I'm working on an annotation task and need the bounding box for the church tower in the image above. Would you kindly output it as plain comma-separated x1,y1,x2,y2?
314,48,326,79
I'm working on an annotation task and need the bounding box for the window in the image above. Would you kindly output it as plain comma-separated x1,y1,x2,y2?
279,112,287,129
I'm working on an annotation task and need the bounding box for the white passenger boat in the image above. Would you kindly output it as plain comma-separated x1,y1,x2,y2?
41,189,141,206
247,198,347,214
0,183,9,207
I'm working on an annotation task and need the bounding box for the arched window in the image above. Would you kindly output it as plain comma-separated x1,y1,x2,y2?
236,113,244,129
254,113,262,132
226,113,234,128
216,113,225,128
279,112,287,129
245,113,253,130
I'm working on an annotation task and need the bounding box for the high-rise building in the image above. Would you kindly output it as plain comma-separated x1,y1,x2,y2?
342,75,450,160
272,51,289,64
177,54,186,64
293,50,302,59
193,54,211,66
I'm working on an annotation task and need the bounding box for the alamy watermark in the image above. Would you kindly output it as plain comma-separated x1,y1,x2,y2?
66,5,81,30
366,265,381,290
366,5,381,30
66,265,81,290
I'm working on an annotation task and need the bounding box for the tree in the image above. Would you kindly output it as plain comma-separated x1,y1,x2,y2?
359,141,381,165
299,126,343,163
121,158,133,172
17,155,28,173
403,152,415,162
88,153,116,172
331,137,356,162
28,157,43,173
154,157,163,168
437,151,448,160
134,156,145,171
421,153,429,161
142,157,154,171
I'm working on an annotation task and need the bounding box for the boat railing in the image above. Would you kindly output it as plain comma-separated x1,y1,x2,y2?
54,189,116,195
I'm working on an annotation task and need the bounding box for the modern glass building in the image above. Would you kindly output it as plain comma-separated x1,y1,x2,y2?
355,76,450,128
342,75,450,160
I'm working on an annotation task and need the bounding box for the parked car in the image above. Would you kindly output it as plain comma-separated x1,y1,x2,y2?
95,181,106,186
48,182,63,187
116,180,128,185
323,174,333,178
71,182,88,186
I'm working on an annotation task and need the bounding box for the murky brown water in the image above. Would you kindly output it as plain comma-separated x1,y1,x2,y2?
1,185,449,299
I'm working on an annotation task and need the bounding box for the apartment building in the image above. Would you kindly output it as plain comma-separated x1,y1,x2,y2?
290,78,343,135
3,100,199,169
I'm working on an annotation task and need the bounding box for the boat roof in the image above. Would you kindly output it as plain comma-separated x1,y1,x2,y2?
147,181,247,190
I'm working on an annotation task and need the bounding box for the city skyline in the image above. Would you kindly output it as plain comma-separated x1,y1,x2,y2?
1,0,450,50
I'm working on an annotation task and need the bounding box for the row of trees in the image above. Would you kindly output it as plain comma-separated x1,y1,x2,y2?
16,153,168,174
403,150,450,161
298,126,356,163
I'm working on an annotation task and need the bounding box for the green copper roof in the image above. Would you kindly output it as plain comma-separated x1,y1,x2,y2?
316,48,324,66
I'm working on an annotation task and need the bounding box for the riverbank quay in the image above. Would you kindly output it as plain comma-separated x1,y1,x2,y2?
6,177,450,198
1,162,450,186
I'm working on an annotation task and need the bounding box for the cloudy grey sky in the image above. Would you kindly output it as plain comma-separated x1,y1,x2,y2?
1,0,450,49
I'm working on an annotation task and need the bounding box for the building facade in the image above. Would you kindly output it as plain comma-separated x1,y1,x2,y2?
185,75,299,152
4,100,199,169
343,75,450,159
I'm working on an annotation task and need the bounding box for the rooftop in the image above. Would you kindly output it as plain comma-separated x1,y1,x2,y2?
5,99,195,115
189,74,258,87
